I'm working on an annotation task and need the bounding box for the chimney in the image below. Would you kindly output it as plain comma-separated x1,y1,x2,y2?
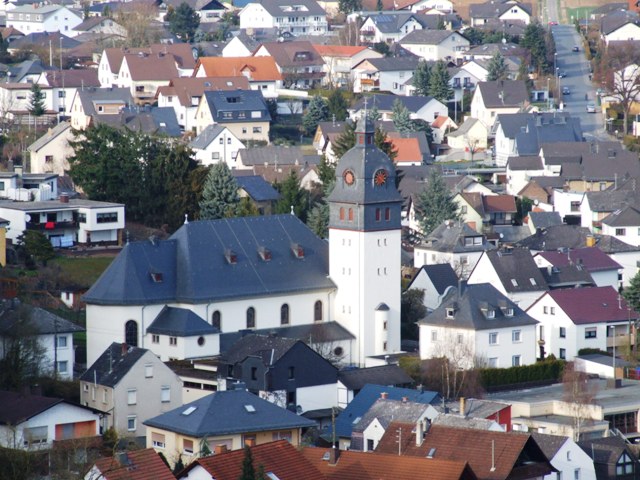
329,447,340,465
121,342,128,355
59,193,69,203
214,444,228,455
402,396,408,403
415,419,424,446
547,265,552,276
380,392,388,399
459,397,466,416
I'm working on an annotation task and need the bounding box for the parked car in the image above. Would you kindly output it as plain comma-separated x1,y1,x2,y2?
558,71,567,78
548,21,558,25
572,46,579,52
587,103,596,113
562,86,571,95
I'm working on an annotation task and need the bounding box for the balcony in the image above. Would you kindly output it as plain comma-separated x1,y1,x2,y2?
361,29,375,36
27,220,76,231
607,333,635,349
360,78,379,87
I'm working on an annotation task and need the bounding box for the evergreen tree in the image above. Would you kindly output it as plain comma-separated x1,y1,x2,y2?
415,168,460,235
165,2,200,42
331,121,356,159
302,95,329,136
412,60,431,97
327,89,348,121
521,21,548,73
392,99,414,135
368,105,380,121
239,446,256,480
373,41,390,56
199,163,240,220
307,180,334,238
624,270,640,313
374,126,397,161
487,52,509,81
376,0,383,10
19,231,55,266
338,0,361,14
274,170,308,220
428,60,453,103
317,155,336,185
436,16,445,30
266,98,278,123
28,83,45,117
412,119,434,146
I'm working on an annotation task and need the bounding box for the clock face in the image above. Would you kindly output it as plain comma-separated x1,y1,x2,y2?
374,169,388,187
343,169,355,186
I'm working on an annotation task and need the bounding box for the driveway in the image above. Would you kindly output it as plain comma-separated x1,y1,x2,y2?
550,24,608,140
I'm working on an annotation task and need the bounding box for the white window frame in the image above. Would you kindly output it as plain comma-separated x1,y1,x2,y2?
127,389,137,405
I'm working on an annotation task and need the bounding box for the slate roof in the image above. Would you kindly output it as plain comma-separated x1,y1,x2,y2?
358,55,421,72
235,175,281,202
539,264,594,289
352,93,436,113
470,0,532,19
259,41,325,68
92,448,175,480
8,59,49,82
536,247,621,272
338,365,413,391
203,89,271,123
353,397,429,433
399,29,462,45
365,12,424,33
600,9,640,36
477,80,528,108
9,31,80,51
528,211,562,229
189,124,229,149
570,151,640,182
583,178,640,212
447,117,482,138
376,423,553,480
237,146,318,166
419,283,538,330
467,42,526,58
143,388,315,436
28,121,72,153
258,0,326,17
476,248,547,293
222,334,299,365
531,433,569,461
83,215,335,306
407,263,458,295
43,69,100,88
76,87,134,117
0,305,84,337
182,440,324,480
156,76,250,107
602,205,640,227
538,286,639,325
419,221,493,254
516,225,640,253
334,384,439,438
147,306,217,337
80,342,149,387
579,436,634,466
0,390,64,425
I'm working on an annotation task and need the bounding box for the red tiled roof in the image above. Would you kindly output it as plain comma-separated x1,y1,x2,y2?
536,247,621,272
312,45,368,57
187,440,325,480
545,286,639,325
123,53,178,81
104,44,196,74
390,137,422,163
301,447,476,480
431,115,450,129
92,449,174,480
482,194,517,213
375,423,554,480
195,56,282,81
156,76,250,106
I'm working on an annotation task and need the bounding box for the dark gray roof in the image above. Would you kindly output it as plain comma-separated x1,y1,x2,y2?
399,29,463,45
516,225,640,253
147,306,218,337
366,12,423,33
76,87,134,117
143,389,315,437
0,306,84,336
8,59,50,82
507,156,543,171
575,150,640,182
583,179,640,212
470,0,532,19
602,205,640,227
203,89,271,124
408,263,458,295
591,2,626,15
514,116,583,156
220,321,355,352
419,283,538,330
531,433,569,460
237,146,319,167
447,117,482,138
222,334,298,365
576,353,631,368
189,124,227,149
419,221,494,254
363,56,421,72
539,264,595,289
467,42,526,58
258,0,326,17
528,211,563,229
80,342,148,387
477,80,528,108
477,248,548,293
338,365,413,391
234,175,281,202
352,93,436,114
9,32,81,51
579,436,633,466
600,9,640,36
353,397,428,433
83,215,336,305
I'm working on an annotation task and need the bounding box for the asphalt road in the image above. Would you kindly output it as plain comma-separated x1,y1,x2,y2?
550,24,609,140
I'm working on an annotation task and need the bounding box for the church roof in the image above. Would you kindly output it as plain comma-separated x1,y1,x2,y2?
83,215,335,305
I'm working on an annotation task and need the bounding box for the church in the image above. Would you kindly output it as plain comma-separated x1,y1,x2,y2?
84,116,402,367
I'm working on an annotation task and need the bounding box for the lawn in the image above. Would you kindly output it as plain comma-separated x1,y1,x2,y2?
50,255,115,288
566,6,593,23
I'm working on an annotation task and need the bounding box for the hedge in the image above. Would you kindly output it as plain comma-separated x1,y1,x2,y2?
479,359,565,388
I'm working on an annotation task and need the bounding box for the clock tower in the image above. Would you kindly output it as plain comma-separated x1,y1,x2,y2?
328,115,403,365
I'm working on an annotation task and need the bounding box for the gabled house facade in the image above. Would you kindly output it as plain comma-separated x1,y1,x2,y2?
254,40,325,89
189,124,246,166
194,56,282,98
406,263,459,312
313,44,382,88
470,80,528,129
469,0,532,26
6,4,83,36
359,12,425,44
239,0,328,36
352,56,420,94
27,122,75,176
399,29,470,62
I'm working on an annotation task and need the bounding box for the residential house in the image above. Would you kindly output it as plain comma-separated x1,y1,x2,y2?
193,56,282,98
0,172,58,201
0,82,54,125
469,0,532,26
69,87,133,130
406,263,459,312
36,69,100,118
0,198,125,247
98,44,197,88
6,31,81,58
600,10,640,45
439,397,512,431
527,286,638,361
336,366,414,407
159,0,227,23
0,389,100,450
505,155,545,196
396,0,454,13
80,343,182,437
533,247,622,290
71,16,127,37
533,433,597,480
235,145,319,170
27,122,74,176
6,4,83,36
358,12,426,44
448,61,488,98
156,76,250,131
447,117,488,150
388,134,430,166
253,41,325,89
580,180,640,236
239,0,328,36
313,45,382,88
85,448,175,480
0,305,83,379
117,52,180,105
413,221,494,278
527,211,563,234
189,124,246,166
220,334,338,412
601,206,640,246
195,89,271,141
314,120,354,162
178,440,325,480
430,115,457,144
234,175,281,215
352,56,421,94
453,192,486,233
144,386,316,468
470,80,528,129
376,423,554,480
399,29,469,63
7,58,48,83
467,247,548,309
579,436,639,480
333,384,439,448
419,283,538,368
351,94,447,124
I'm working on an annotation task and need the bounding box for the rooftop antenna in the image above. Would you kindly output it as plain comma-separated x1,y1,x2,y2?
490,440,496,472
184,213,189,224
396,426,402,456
125,230,130,245
290,205,294,215
363,96,368,120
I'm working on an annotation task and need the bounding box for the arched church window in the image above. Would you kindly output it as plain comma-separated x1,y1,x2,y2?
348,208,353,221
314,301,323,322
340,207,345,221
212,310,221,330
281,304,290,325
125,320,138,347
247,307,256,329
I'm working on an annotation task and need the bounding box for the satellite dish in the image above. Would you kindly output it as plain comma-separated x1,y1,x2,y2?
534,199,539,205
25,214,31,222
499,233,504,239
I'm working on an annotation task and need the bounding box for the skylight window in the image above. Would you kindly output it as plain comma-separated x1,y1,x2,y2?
150,272,163,283
427,448,436,458
530,278,537,286
352,416,361,425
511,279,518,287
244,404,256,413
182,406,197,416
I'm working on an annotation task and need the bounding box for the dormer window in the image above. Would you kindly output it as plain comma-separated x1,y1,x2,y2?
445,307,455,319
150,272,163,283
258,246,271,261
225,249,237,264
504,307,514,317
486,309,495,319
291,243,304,259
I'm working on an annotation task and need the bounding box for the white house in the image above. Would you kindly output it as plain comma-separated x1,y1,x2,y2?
27,122,75,176
601,12,640,45
36,70,101,118
533,433,597,480
350,94,447,124
351,57,420,94
418,283,538,368
6,4,83,36
601,206,640,247
406,263,458,312
239,0,328,36
313,45,382,88
189,124,245,167
469,0,531,27
470,80,528,129
359,12,424,44
526,286,638,361
399,30,469,63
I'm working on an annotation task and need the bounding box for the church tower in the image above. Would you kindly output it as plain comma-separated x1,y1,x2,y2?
328,115,403,366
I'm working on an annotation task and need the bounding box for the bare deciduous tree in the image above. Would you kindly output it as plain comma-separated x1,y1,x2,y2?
115,0,161,47
562,362,599,442
600,42,640,135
